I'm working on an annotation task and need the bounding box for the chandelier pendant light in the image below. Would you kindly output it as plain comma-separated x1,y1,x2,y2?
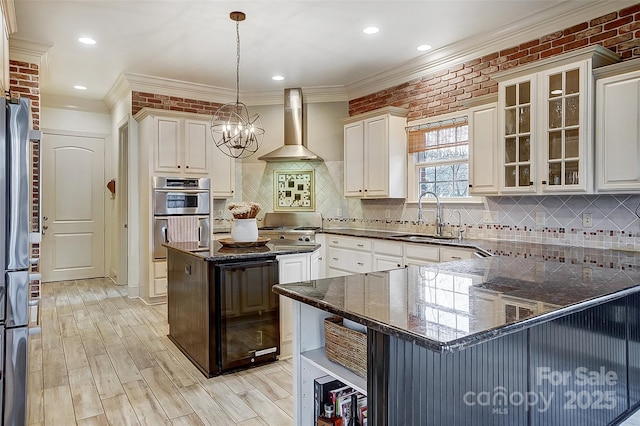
211,11,265,159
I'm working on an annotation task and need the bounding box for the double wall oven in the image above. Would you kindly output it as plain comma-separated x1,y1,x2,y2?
152,177,210,259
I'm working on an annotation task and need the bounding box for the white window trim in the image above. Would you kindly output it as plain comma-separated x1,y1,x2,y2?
406,110,485,204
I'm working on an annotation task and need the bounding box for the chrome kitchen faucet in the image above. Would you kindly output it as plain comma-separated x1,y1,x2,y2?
418,191,443,237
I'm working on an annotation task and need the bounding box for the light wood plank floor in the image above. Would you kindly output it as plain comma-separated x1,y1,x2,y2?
27,277,640,426
28,278,293,426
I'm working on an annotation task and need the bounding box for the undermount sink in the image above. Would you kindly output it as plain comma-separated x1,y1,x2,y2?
389,233,456,241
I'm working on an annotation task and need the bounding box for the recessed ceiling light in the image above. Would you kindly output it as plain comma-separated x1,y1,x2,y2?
78,37,96,45
417,44,432,52
74,85,87,90
363,27,379,35
272,75,284,81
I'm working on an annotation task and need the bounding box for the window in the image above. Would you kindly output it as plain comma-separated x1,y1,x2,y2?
409,117,469,199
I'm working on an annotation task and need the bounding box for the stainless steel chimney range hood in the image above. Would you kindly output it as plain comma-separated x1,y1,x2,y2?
258,88,323,162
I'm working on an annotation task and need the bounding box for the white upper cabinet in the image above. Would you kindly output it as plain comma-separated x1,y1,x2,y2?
183,119,209,175
468,102,499,195
136,109,236,198
594,60,640,193
154,116,210,176
495,46,619,195
210,146,236,198
342,107,408,198
499,74,537,194
154,116,182,173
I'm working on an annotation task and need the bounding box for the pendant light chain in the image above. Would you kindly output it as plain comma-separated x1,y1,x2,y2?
235,18,240,105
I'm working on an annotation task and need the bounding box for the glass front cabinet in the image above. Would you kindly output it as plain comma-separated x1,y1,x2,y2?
497,47,619,195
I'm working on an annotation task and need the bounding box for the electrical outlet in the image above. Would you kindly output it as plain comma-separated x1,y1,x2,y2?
482,210,498,223
582,212,592,228
384,209,390,219
535,212,545,226
217,209,223,217
337,208,343,217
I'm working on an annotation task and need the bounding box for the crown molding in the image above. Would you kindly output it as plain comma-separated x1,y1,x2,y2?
9,36,51,63
114,73,349,106
492,45,620,82
344,1,627,100
104,73,132,109
341,106,408,124
593,57,640,80
1,0,17,34
42,93,110,114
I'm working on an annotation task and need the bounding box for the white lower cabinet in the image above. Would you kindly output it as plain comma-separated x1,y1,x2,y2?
326,236,373,277
404,243,440,267
372,240,404,271
318,233,485,277
440,246,478,262
278,251,319,359
151,260,167,298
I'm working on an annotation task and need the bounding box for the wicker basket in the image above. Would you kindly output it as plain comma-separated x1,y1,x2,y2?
324,316,367,378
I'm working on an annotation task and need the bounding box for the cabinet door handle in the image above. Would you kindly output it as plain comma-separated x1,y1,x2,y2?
186,165,190,169
356,244,364,247
177,165,181,168
364,189,368,192
397,263,401,267
542,180,547,185
332,257,339,261
332,240,338,244
359,189,362,192
450,256,462,260
468,184,473,188
357,262,364,266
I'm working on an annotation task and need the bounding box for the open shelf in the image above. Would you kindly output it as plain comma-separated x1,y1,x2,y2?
301,347,367,395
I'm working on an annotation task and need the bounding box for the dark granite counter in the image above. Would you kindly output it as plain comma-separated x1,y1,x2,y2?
320,228,640,269
164,239,319,262
273,256,640,353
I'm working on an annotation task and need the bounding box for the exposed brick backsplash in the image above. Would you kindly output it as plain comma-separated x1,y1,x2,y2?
10,59,41,297
131,91,223,116
349,3,640,120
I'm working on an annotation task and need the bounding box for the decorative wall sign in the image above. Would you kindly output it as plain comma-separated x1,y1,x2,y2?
274,170,315,211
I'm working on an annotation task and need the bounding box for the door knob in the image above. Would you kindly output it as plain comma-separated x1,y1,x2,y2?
43,216,48,221
42,225,48,230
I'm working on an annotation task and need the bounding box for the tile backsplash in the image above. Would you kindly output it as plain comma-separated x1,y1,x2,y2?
218,159,640,251
324,194,640,251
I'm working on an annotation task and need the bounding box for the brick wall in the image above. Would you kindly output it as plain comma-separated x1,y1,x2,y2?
10,59,40,297
349,3,640,120
131,91,223,116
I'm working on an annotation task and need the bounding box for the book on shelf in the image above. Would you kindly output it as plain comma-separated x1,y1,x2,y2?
313,375,344,425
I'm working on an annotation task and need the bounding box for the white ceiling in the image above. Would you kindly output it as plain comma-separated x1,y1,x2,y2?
10,1,631,107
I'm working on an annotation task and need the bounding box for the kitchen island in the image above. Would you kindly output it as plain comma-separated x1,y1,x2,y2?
273,256,640,425
164,240,318,377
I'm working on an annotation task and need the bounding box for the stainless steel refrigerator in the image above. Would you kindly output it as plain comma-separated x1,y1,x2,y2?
1,97,37,426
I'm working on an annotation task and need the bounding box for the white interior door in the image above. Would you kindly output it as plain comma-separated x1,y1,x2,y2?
41,133,105,282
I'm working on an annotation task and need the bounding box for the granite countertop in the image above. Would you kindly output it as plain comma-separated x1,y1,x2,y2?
164,240,319,262
320,228,640,269
273,256,640,353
